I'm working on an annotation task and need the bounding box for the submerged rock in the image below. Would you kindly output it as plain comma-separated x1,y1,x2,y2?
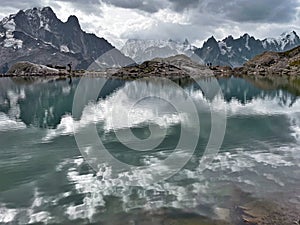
239,200,300,225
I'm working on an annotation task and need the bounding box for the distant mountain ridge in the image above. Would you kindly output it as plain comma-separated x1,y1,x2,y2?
195,31,300,67
0,7,134,73
121,39,199,63
121,32,300,68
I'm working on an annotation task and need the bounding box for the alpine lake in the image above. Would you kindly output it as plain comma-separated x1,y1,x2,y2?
0,75,299,225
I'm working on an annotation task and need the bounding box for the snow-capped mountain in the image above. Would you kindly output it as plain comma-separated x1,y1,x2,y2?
195,31,300,67
263,31,300,51
121,39,198,63
0,7,134,73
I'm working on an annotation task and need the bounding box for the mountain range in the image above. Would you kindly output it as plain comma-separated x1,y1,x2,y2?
0,6,300,73
194,31,300,67
120,32,300,68
0,7,134,73
121,39,198,63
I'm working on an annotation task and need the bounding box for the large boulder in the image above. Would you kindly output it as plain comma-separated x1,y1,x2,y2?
7,61,59,75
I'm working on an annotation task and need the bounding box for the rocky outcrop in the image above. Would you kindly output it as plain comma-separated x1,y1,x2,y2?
112,54,213,79
234,46,300,76
7,61,60,75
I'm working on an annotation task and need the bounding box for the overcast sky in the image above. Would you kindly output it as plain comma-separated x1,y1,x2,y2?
0,0,300,48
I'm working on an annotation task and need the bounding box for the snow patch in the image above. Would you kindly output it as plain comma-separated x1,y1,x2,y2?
218,41,233,57
245,35,251,51
264,31,299,51
44,23,51,32
218,41,227,55
60,45,70,53
2,17,16,32
2,16,23,49
4,38,23,49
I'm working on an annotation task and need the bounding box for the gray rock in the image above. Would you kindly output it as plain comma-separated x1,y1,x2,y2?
7,61,59,75
233,46,300,77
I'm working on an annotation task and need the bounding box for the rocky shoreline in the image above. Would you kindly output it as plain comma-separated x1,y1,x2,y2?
2,55,216,80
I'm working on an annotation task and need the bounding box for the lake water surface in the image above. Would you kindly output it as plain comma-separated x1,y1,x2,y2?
0,76,299,224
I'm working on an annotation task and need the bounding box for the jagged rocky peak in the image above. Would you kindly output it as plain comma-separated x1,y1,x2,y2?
292,30,299,38
0,6,134,71
241,33,255,41
16,6,56,20
183,38,190,46
223,35,234,42
12,6,59,34
66,15,80,28
41,6,54,13
40,7,57,19
207,36,217,43
280,31,299,43
281,30,297,37
195,31,300,67
204,36,218,47
263,31,300,51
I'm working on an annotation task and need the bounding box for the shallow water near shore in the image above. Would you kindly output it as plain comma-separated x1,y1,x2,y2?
0,76,299,225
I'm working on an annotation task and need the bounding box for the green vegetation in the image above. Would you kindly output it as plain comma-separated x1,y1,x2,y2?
289,60,300,67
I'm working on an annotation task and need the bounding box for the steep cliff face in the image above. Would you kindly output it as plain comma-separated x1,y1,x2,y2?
0,7,134,72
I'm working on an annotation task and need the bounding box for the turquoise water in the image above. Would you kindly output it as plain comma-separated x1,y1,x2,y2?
0,77,299,224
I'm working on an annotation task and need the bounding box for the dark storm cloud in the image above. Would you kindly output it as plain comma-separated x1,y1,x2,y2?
1,0,298,24
94,0,299,24
54,0,102,15
54,0,101,6
102,0,166,13
101,0,196,13
0,0,101,16
101,0,299,24
0,0,46,9
203,0,299,23
168,0,199,12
